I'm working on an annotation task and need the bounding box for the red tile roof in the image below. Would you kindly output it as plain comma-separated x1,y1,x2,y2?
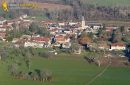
55,35,66,42
111,43,125,47
0,25,9,28
44,20,55,24
55,35,64,39
49,28,58,32
0,32,6,37
32,37,50,42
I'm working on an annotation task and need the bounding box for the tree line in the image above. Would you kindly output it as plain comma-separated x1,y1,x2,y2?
0,46,53,82
2,0,130,21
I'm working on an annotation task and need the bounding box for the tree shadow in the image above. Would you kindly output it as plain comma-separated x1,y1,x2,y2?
84,56,95,64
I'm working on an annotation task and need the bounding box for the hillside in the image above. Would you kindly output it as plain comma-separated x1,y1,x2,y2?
29,1,72,11
30,0,130,7
4,0,72,11
2,0,130,20
5,0,130,7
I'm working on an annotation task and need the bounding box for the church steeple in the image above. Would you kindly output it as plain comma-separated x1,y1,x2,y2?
81,16,85,30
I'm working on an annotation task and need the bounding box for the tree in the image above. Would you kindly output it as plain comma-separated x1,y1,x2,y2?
29,71,39,81
78,32,92,45
0,48,8,61
71,42,80,51
70,40,81,53
17,71,26,80
87,32,94,40
39,51,53,59
24,51,31,70
29,22,50,36
120,26,125,34
42,69,52,82
39,70,46,82
29,22,39,33
110,29,122,43
8,64,18,78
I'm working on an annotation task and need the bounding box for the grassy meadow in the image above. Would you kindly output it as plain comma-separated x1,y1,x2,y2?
0,53,130,85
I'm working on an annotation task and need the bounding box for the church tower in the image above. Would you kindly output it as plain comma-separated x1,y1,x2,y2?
81,16,85,30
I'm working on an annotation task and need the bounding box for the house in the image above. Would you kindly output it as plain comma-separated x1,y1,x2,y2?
24,41,44,48
55,35,70,44
68,22,78,26
85,22,103,33
0,25,8,32
110,43,126,51
52,35,71,48
63,29,73,34
58,22,66,27
97,41,109,50
31,37,50,43
0,32,6,41
20,14,32,22
24,37,50,48
14,39,26,48
0,18,7,25
48,24,59,30
0,25,13,32
20,14,28,19
44,21,55,26
105,26,119,32
49,28,59,35
105,27,113,32
13,35,31,48
22,18,32,22
87,22,103,30
85,27,94,33
7,20,14,26
62,42,71,48
20,35,31,40
44,21,59,29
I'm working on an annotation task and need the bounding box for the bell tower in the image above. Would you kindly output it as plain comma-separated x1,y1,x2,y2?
82,16,85,30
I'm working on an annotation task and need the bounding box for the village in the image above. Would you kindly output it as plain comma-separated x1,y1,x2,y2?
0,14,130,55
2,0,130,84
0,8,130,85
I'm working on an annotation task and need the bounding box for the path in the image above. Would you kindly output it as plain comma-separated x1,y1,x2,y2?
86,63,111,85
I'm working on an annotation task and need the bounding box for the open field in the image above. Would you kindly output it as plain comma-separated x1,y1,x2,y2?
33,2,72,10
91,67,130,85
81,0,130,7
0,53,130,85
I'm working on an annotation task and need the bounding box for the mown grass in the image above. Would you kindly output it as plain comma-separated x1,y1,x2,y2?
0,53,130,85
91,67,130,85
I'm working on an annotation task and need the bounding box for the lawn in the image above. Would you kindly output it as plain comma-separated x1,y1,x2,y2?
0,53,130,85
91,67,130,85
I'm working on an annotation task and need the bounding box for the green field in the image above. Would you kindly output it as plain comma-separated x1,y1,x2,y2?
0,53,130,85
81,0,130,7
